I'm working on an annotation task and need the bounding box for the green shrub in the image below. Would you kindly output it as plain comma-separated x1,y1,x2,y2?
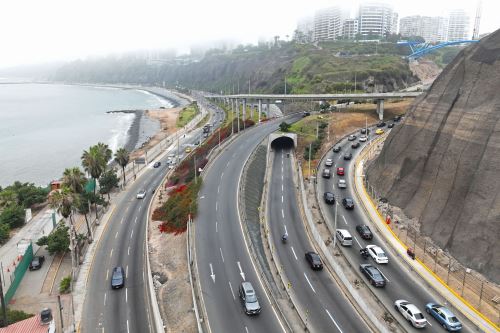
0,223,11,244
59,276,71,294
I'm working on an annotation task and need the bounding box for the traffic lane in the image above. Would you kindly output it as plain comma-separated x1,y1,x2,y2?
270,148,371,333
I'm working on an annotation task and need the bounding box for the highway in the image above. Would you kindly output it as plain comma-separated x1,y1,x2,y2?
267,143,371,333
195,114,301,333
316,125,477,333
81,100,223,333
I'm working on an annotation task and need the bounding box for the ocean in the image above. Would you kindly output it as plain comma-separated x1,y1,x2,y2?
0,83,172,187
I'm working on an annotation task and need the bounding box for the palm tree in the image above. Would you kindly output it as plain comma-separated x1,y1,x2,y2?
81,143,110,218
62,167,86,194
114,148,130,185
96,142,112,167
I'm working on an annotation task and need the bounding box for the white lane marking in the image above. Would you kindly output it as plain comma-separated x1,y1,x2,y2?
127,319,130,333
228,281,236,300
126,265,129,278
281,195,283,203
353,236,362,249
215,221,218,233
218,185,220,193
128,246,131,255
219,248,225,262
110,249,113,258
125,288,128,303
282,184,284,192
304,272,316,293
237,261,246,280
342,215,347,225
115,231,118,239
226,161,230,168
220,172,224,179
284,225,288,235
120,217,124,225
216,202,218,211
134,216,138,224
281,209,285,219
291,246,298,260
130,230,134,239
378,268,391,283
138,205,142,212
106,269,109,281
209,263,215,283
325,309,344,333
104,292,107,306
143,270,145,283
245,327,249,333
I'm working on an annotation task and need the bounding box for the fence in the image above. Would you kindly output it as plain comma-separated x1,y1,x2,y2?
4,243,33,304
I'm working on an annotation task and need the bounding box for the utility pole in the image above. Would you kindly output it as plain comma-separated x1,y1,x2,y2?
354,72,357,93
248,79,251,94
0,270,7,327
308,143,312,179
284,77,287,95
316,122,319,139
194,156,197,184
218,129,221,148
333,200,338,248
57,295,64,330
327,122,330,141
176,131,180,165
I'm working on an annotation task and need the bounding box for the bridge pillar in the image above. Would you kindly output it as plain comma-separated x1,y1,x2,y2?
236,98,240,133
231,99,235,135
258,99,262,123
250,101,254,120
267,99,271,118
377,99,384,120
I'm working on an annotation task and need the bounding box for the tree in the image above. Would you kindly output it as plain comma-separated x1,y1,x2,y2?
99,170,119,200
81,143,111,218
0,223,10,244
76,194,92,242
0,204,25,228
62,167,86,194
0,189,17,209
36,223,70,255
114,148,130,185
279,122,291,132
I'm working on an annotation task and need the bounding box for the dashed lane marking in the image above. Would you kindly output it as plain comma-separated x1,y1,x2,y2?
304,272,316,293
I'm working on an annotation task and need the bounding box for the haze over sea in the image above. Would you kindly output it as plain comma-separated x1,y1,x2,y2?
0,83,172,187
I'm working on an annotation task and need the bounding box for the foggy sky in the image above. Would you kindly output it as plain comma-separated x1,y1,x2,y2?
0,0,497,68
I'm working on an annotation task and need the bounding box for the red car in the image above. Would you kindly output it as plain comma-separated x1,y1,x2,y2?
337,167,345,176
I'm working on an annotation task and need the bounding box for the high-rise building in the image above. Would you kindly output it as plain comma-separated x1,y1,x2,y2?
313,7,345,41
342,19,359,40
399,15,448,42
447,9,470,41
358,2,398,38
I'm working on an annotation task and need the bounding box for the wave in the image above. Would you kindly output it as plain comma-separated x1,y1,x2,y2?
108,112,135,153
137,89,173,108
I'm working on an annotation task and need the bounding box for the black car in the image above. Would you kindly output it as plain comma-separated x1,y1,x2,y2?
29,256,45,270
332,146,341,153
360,128,366,134
360,264,386,287
388,123,394,128
305,252,323,270
393,115,402,122
347,135,357,141
342,198,355,210
40,308,53,324
356,225,373,240
323,192,335,204
377,122,386,127
351,142,360,149
153,161,161,168
343,153,352,160
111,266,125,289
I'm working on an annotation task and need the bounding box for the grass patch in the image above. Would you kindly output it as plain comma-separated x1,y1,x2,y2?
177,102,200,128
195,112,210,129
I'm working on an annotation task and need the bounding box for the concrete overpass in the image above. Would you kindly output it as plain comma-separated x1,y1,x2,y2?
206,92,422,120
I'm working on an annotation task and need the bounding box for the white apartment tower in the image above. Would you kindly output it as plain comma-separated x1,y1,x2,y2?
400,16,448,43
313,7,345,41
447,9,470,41
358,2,398,38
342,19,359,40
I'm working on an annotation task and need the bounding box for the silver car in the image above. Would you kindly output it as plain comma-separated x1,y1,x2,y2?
136,189,146,199
239,282,261,315
338,179,347,189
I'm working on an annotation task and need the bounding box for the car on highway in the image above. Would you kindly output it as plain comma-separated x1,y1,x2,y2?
366,245,388,264
359,264,386,287
325,158,333,167
343,153,352,160
351,142,360,149
348,135,357,141
332,146,341,153
338,179,347,189
394,300,427,328
356,225,373,240
377,122,386,127
393,115,402,122
425,303,462,331
29,256,45,270
388,123,394,128
153,161,161,168
305,251,323,270
375,129,385,135
238,282,261,315
136,189,147,199
342,198,354,210
322,168,331,179
360,128,367,134
185,147,192,153
335,229,353,246
323,192,335,204
359,136,367,142
337,167,344,176
111,266,125,289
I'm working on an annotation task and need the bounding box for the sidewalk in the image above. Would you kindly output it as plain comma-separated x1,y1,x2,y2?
353,144,499,333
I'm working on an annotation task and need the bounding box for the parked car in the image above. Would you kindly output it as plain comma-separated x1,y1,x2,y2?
323,192,335,204
360,264,386,287
337,179,347,189
29,256,45,270
388,123,394,128
111,266,125,289
360,128,367,134
375,129,384,135
305,251,323,270
322,168,331,179
351,142,360,149
342,198,354,210
356,225,373,240
377,122,386,127
332,146,341,153
348,135,357,141
153,161,161,168
394,300,427,328
325,158,333,167
425,303,462,331
136,189,147,199
40,308,52,325
336,167,345,176
343,153,352,160
239,282,261,315
366,245,389,264
359,136,367,142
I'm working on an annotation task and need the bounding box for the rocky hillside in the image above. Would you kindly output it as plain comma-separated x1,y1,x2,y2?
366,30,500,283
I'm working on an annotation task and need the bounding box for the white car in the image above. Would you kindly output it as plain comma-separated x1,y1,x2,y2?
337,179,347,189
136,189,147,199
325,158,333,167
359,136,367,142
394,300,427,328
366,245,389,264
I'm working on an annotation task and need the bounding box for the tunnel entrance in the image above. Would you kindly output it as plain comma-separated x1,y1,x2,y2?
270,136,295,150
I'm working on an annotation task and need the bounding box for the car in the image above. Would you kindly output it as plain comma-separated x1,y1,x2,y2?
375,129,384,135
336,167,344,176
359,136,367,142
337,179,347,189
343,153,352,160
194,140,200,145
356,225,373,240
342,198,354,210
153,161,161,168
322,168,331,178
238,282,261,315
351,142,360,149
393,115,402,122
40,308,53,324
359,264,386,287
366,245,388,264
394,300,427,328
323,192,335,204
388,123,394,128
348,135,357,141
425,303,462,331
325,158,333,167
305,251,323,270
29,256,45,270
360,128,367,134
185,147,192,153
136,189,147,199
111,266,125,289
377,122,386,127
332,146,341,153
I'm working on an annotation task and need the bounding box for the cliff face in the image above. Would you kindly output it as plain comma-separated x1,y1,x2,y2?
366,30,500,283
